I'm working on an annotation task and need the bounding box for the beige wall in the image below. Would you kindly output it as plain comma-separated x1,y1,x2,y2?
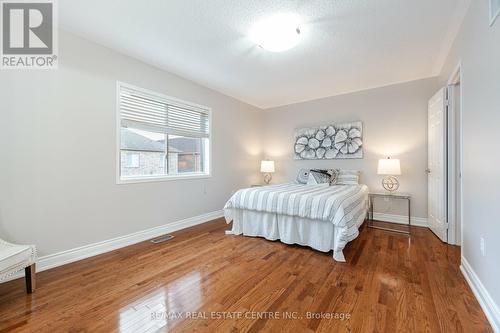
439,0,500,315
263,78,438,218
0,30,263,256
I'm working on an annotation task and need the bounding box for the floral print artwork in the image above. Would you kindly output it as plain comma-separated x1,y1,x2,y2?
294,122,363,159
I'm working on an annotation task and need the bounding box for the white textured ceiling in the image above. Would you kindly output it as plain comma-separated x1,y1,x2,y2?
60,0,470,109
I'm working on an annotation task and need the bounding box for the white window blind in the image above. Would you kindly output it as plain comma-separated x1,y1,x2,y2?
119,84,210,138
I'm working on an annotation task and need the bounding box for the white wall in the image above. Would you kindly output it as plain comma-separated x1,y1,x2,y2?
439,0,500,322
0,30,263,256
263,78,438,218
2,8,497,325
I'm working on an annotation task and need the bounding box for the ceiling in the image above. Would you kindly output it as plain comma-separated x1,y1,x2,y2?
59,0,470,109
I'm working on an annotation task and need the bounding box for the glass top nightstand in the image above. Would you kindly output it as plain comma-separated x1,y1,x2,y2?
368,192,411,234
369,192,411,199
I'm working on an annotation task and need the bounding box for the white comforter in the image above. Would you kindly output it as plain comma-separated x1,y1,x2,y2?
223,183,369,257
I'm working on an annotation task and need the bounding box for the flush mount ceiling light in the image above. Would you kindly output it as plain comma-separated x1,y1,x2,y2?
250,14,301,52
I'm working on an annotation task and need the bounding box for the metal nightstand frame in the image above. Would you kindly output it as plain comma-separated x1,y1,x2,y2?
368,192,411,234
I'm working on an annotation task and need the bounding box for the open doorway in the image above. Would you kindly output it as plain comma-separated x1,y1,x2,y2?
447,64,463,246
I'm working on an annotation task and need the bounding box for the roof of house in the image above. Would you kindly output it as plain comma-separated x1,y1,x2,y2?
121,128,181,153
167,137,202,154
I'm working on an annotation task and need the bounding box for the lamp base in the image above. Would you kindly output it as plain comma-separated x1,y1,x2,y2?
382,176,399,193
263,173,272,185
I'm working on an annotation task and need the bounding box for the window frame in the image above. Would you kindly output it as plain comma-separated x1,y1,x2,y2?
116,81,212,184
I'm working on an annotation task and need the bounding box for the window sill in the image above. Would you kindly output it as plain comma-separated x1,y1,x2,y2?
117,173,211,185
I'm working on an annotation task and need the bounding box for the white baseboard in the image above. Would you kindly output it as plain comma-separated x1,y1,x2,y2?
460,257,500,332
4,210,223,282
372,212,428,227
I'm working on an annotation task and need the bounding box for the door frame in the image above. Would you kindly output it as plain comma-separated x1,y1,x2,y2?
446,61,464,247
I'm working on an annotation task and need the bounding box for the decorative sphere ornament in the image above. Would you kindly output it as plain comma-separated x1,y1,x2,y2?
382,176,399,193
263,173,272,184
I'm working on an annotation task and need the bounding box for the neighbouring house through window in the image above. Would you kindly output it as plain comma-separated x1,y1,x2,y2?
117,82,211,182
123,152,140,168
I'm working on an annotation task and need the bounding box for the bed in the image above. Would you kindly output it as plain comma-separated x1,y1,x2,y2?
223,182,369,262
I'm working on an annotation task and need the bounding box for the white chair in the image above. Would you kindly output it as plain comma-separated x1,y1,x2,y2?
0,239,37,293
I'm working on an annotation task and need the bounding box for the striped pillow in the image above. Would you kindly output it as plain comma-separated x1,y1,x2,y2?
337,170,360,185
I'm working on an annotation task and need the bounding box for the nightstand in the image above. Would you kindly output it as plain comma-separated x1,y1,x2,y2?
368,192,411,234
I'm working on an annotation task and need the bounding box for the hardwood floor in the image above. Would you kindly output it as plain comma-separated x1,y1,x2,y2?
0,219,492,332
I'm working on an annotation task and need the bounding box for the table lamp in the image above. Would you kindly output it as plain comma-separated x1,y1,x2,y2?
377,157,401,193
260,160,275,184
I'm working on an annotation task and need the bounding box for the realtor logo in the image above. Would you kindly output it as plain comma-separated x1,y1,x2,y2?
1,0,57,69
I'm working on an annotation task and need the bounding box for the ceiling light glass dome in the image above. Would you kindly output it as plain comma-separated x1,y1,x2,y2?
250,14,302,52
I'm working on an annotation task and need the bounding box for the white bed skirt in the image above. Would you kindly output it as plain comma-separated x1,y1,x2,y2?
224,209,348,262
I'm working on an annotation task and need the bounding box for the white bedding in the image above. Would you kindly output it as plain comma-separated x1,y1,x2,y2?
223,183,369,261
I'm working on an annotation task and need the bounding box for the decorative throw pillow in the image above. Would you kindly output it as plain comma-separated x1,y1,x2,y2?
307,169,332,185
296,168,310,184
336,170,360,185
329,168,340,185
309,168,340,186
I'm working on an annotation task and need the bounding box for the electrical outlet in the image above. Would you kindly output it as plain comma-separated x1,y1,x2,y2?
480,237,486,256
383,197,390,202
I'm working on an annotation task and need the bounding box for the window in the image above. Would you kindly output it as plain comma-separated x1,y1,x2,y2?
117,82,211,183
491,0,500,25
124,153,140,168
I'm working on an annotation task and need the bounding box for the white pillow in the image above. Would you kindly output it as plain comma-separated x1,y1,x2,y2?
295,168,310,184
306,179,329,187
336,170,360,185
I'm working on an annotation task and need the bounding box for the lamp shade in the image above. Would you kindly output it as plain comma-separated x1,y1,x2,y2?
377,158,401,175
260,160,275,173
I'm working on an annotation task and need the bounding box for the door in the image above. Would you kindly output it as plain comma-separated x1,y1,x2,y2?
428,88,447,242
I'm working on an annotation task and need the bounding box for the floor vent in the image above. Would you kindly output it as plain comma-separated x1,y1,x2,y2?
150,234,175,244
